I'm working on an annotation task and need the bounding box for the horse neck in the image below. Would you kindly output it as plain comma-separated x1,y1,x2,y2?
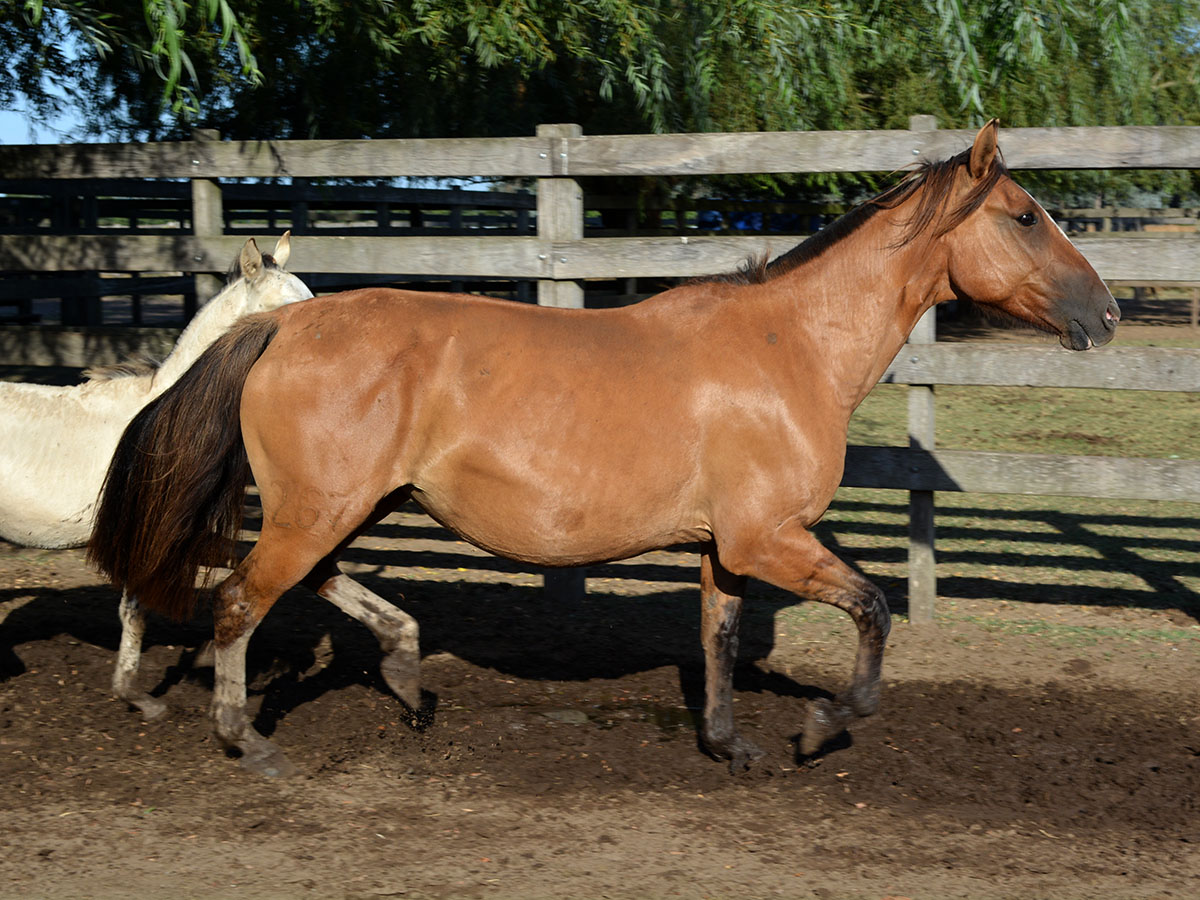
151,280,247,391
766,217,952,412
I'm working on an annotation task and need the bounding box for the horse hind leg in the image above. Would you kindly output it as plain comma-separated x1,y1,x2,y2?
302,562,427,725
209,553,305,777
112,592,168,720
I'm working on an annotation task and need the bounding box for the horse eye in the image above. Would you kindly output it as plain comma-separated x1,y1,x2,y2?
1017,212,1038,227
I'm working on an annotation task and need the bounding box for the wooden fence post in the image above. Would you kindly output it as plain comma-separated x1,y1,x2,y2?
906,115,939,624
190,129,223,319
536,124,584,309
536,123,587,604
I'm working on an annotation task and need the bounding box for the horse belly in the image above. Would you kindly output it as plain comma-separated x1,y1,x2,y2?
411,434,703,568
0,402,126,548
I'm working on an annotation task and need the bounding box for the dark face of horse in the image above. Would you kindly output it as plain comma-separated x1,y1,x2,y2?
944,123,1120,350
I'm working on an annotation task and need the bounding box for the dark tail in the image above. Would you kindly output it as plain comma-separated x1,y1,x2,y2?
87,314,280,620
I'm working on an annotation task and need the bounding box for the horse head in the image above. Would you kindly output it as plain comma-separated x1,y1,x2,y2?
938,121,1120,350
236,232,314,314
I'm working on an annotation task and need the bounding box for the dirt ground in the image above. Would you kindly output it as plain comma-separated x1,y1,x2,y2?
2,506,1197,900
2,302,1198,900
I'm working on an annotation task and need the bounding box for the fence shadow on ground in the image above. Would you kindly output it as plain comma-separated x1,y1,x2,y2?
811,498,1199,617
292,496,1199,621
1,493,1192,746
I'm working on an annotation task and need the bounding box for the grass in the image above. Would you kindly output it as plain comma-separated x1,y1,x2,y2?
960,614,1200,646
849,383,1200,459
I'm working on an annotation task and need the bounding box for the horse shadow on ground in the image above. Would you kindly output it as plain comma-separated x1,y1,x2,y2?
238,570,837,745
0,537,838,754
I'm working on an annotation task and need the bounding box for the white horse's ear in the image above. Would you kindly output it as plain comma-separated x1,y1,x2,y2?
240,238,263,281
273,231,292,269
969,118,1000,179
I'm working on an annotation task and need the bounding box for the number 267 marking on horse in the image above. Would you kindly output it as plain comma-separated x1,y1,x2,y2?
268,482,350,531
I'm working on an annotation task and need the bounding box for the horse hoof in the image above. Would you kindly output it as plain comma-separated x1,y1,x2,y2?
727,741,767,774
705,732,765,771
380,656,421,710
237,746,299,778
133,695,169,721
800,697,838,756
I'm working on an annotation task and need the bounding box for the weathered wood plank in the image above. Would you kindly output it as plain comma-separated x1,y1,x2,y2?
3,126,1198,181
0,234,550,278
544,234,1200,281
6,232,1196,286
5,231,1198,287
295,235,549,278
906,308,938,623
881,344,1200,392
537,124,585,310
842,446,1200,502
564,126,1200,175
548,236,784,278
1069,235,1200,283
0,324,182,368
0,137,555,180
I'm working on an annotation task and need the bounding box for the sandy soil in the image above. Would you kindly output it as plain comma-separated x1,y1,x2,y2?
1,513,1197,900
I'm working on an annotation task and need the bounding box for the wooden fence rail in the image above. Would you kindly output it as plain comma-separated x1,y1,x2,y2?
2,231,1197,283
3,125,1200,180
1,117,1197,619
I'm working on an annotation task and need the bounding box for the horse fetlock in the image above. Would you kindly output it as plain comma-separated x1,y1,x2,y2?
842,680,881,717
112,669,169,721
131,693,169,721
211,706,297,777
212,703,252,747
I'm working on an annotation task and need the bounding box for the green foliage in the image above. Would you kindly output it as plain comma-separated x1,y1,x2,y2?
2,1,1198,201
9,0,258,117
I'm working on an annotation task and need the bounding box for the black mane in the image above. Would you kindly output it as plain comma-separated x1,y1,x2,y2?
692,147,1009,287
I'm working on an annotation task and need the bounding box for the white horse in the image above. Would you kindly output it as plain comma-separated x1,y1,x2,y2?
0,234,313,717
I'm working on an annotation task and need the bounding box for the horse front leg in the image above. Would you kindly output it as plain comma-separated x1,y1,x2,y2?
112,591,168,720
698,548,762,770
725,523,891,758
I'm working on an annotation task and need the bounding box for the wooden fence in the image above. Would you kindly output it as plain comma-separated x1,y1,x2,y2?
1,116,1197,619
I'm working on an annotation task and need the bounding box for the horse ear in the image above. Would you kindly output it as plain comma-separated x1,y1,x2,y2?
273,231,292,269
240,238,263,281
969,118,1000,179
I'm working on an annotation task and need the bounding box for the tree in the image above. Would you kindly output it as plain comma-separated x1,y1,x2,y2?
3,1,1198,200
3,1,258,127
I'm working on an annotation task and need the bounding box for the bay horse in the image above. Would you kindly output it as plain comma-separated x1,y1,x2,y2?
89,121,1119,776
0,234,312,718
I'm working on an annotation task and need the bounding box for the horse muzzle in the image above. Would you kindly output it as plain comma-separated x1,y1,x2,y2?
1059,296,1120,351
